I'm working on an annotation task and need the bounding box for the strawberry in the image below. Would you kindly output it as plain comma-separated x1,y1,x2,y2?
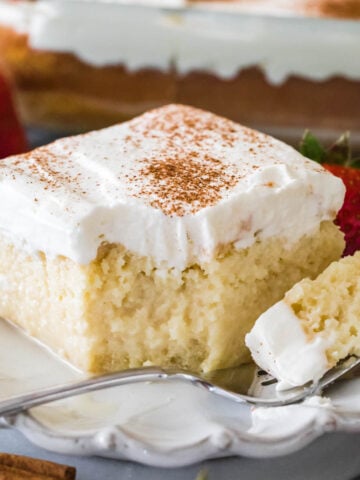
325,164,360,256
0,71,27,158
300,131,360,256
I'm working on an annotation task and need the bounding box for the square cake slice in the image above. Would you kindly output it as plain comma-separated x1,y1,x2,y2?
0,104,345,373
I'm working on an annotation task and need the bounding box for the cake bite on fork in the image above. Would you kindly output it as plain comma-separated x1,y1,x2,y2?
247,252,360,390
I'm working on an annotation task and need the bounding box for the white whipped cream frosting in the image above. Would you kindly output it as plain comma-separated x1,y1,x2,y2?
0,105,345,269
0,0,360,84
245,301,333,389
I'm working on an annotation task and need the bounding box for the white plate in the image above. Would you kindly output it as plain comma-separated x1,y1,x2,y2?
2,318,360,468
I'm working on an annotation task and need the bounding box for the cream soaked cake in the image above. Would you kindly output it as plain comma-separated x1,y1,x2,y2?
246,252,360,389
0,104,345,373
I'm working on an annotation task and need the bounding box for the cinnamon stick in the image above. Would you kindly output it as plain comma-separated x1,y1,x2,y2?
0,464,59,479
0,454,76,480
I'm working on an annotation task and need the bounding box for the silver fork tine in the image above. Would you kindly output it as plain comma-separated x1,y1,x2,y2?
315,356,360,392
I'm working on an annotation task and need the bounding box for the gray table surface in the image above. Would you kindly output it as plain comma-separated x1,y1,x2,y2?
19,129,360,480
1,427,360,479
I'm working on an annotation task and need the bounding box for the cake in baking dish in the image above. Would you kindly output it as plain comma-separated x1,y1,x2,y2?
0,104,345,373
0,0,359,141
246,252,360,389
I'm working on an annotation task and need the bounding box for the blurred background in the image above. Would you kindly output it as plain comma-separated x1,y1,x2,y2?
0,0,359,154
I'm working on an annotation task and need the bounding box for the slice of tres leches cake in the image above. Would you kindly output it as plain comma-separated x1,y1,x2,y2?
0,104,345,373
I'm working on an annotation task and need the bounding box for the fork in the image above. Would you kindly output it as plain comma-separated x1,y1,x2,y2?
0,356,359,417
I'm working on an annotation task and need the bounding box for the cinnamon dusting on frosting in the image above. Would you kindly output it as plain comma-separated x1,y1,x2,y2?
138,154,237,216
9,148,77,192
0,104,325,220
127,105,245,215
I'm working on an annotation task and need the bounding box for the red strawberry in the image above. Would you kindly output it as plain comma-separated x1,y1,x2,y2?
323,164,360,256
0,72,27,158
300,131,360,257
